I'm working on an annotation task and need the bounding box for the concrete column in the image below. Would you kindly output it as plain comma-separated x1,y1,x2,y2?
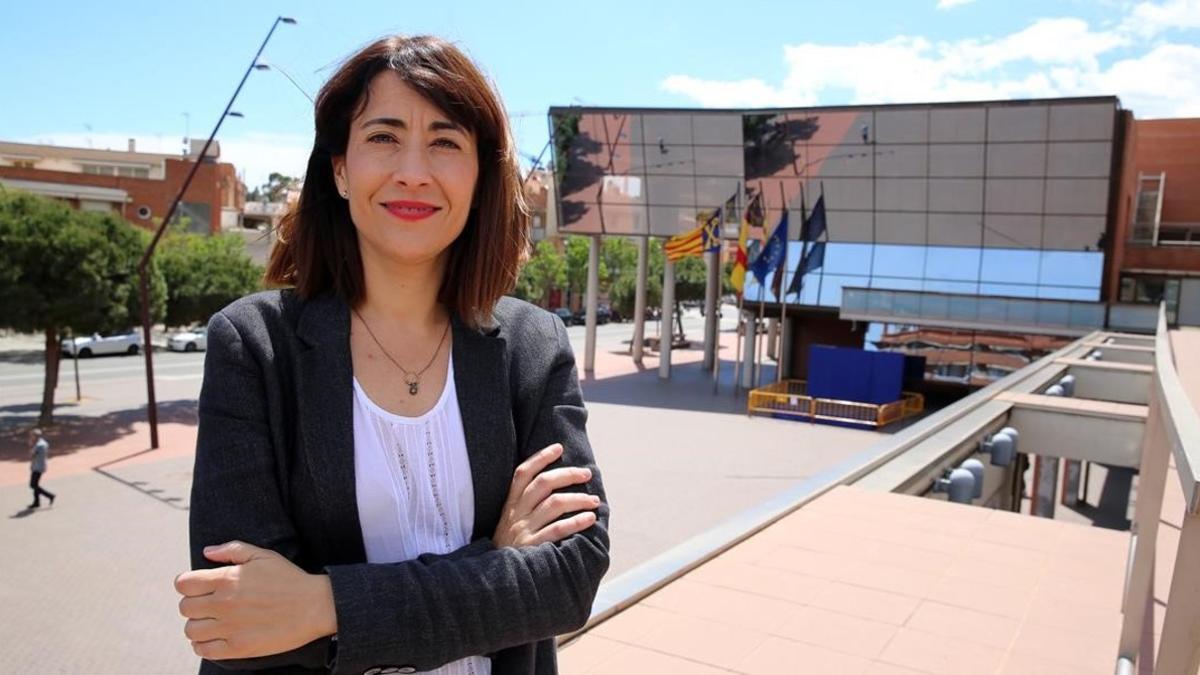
584,235,599,373
1062,459,1082,506
632,236,649,365
740,310,757,389
703,249,719,371
659,258,675,379
1156,509,1200,673
779,317,792,380
766,318,779,360
1033,455,1058,518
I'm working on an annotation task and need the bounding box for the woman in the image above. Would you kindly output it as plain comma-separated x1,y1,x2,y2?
174,35,610,675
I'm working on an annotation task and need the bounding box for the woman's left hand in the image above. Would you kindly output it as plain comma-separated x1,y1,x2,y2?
174,541,337,660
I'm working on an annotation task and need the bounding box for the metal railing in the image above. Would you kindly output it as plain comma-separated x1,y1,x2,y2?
841,287,1108,337
747,379,924,428
1117,304,1200,673
1129,221,1200,247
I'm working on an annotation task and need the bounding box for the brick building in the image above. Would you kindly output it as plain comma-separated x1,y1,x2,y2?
1106,117,1200,324
0,138,243,233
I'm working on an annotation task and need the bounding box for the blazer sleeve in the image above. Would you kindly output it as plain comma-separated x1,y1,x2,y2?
190,311,335,671
323,315,611,674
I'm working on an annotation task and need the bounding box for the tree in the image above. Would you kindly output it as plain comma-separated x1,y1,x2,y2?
158,227,263,328
513,240,566,306
600,237,639,316
0,189,166,425
563,235,605,308
246,173,298,203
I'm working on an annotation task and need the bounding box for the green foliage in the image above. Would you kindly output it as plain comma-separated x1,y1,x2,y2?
564,235,605,300
247,172,299,203
514,240,566,304
0,189,166,335
0,188,167,424
158,230,263,327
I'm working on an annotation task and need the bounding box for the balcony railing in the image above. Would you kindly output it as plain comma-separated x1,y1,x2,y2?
1129,221,1200,246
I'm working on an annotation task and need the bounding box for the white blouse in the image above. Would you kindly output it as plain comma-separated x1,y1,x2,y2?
352,354,490,675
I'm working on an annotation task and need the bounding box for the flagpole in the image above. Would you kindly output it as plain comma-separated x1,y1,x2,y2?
816,181,826,305
715,183,741,395
754,181,769,390
776,182,791,383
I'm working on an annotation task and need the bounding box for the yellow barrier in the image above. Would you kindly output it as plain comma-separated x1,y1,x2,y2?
747,380,924,429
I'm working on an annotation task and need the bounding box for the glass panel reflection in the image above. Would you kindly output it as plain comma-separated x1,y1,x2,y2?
980,248,1040,284
873,244,926,278
1039,251,1103,288
925,247,981,281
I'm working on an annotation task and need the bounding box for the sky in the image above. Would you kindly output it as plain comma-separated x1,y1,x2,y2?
3,0,1200,189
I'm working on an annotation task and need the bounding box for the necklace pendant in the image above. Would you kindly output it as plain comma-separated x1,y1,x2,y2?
408,381,419,396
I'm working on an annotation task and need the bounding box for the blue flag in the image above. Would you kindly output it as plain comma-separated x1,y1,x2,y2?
801,194,826,242
787,240,825,296
750,212,788,287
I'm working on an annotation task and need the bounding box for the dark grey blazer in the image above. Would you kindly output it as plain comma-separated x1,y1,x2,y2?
189,290,610,675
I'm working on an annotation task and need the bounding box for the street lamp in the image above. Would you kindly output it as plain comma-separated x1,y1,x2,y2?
254,60,314,103
137,15,296,449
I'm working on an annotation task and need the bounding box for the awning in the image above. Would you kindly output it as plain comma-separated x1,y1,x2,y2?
0,177,129,203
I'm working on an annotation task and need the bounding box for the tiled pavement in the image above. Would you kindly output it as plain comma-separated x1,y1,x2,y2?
561,485,1132,675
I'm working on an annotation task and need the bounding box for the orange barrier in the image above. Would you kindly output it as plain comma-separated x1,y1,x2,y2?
747,380,924,428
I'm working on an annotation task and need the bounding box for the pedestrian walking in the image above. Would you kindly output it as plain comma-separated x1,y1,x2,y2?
173,35,609,675
28,428,55,509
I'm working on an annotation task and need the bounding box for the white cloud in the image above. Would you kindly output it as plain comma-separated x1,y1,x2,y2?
661,2,1200,119
16,131,313,190
1122,0,1200,37
937,0,976,9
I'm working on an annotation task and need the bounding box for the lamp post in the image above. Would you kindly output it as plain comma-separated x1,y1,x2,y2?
137,15,296,449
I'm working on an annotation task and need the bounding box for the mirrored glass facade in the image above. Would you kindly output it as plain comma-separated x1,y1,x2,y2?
550,98,1116,303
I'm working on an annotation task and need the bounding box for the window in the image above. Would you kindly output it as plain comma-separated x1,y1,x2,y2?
12,160,35,169
1119,274,1182,323
82,164,115,176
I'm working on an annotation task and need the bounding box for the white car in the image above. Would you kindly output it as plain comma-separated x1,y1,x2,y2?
167,327,207,352
61,330,143,358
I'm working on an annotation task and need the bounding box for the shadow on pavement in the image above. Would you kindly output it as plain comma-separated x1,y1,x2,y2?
0,350,47,366
580,357,777,416
0,399,198,462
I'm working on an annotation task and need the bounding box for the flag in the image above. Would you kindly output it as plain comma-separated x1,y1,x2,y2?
730,192,763,296
749,211,787,287
787,240,825,296
771,213,789,298
664,208,721,262
800,194,826,243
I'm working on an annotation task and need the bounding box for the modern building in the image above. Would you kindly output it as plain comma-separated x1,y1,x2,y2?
0,138,243,233
549,97,1199,387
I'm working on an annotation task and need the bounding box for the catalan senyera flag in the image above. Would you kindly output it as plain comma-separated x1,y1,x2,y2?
730,191,763,296
664,205,723,262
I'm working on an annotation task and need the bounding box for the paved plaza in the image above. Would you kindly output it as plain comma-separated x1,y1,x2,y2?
0,314,883,672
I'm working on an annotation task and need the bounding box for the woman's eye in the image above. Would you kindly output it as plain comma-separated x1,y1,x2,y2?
432,138,461,150
367,133,395,144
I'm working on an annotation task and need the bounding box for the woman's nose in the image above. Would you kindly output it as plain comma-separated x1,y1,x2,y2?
390,145,433,187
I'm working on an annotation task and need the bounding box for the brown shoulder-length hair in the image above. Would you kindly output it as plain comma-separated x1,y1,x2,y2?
266,35,529,328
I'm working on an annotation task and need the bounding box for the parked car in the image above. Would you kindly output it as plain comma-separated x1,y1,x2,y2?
553,308,575,326
167,327,208,352
572,306,611,325
61,330,142,358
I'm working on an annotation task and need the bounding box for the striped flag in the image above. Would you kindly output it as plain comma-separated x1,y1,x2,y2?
664,205,722,262
730,191,763,296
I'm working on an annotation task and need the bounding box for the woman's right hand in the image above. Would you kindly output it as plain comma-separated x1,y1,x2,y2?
492,443,601,548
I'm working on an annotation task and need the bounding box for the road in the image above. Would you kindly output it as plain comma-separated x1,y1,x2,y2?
0,307,741,419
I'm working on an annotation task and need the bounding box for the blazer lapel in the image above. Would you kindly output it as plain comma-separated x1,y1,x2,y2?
451,312,518,541
294,292,366,563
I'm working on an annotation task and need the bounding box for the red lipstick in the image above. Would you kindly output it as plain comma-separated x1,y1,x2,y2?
382,200,440,221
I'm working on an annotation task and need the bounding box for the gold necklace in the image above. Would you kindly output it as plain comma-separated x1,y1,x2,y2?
352,308,451,396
